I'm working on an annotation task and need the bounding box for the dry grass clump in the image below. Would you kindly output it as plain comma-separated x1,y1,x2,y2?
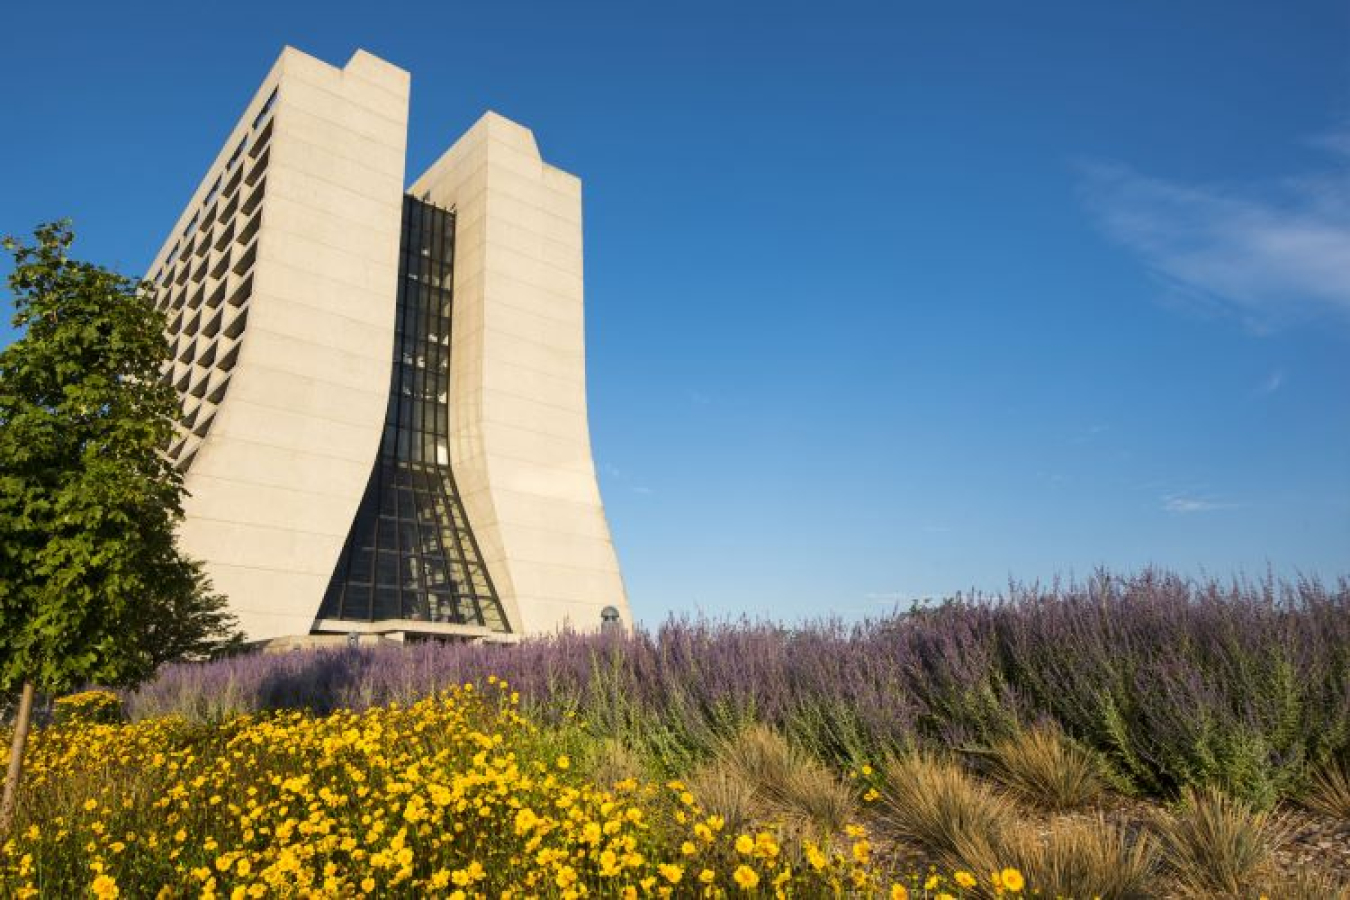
1304,757,1350,820
707,724,857,840
585,737,647,788
877,752,1015,869
994,815,1159,900
1267,865,1350,900
1156,785,1291,897
983,724,1104,810
686,760,757,836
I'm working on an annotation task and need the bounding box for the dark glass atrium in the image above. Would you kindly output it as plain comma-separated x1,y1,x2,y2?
318,197,509,632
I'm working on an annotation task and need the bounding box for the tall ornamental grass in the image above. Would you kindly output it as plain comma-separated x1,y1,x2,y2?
127,570,1350,806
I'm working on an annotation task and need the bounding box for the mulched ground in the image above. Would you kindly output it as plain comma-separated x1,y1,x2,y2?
1275,807,1350,882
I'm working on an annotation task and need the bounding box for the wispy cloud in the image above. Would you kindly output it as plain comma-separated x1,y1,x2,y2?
1162,494,1236,514
1254,369,1285,397
1081,132,1350,328
600,460,654,496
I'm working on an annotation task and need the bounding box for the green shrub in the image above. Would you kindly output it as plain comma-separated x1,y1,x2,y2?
52,690,123,725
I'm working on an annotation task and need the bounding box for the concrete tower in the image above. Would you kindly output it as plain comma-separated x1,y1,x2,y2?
143,47,628,643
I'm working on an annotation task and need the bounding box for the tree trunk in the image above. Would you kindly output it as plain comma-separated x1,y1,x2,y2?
0,681,36,836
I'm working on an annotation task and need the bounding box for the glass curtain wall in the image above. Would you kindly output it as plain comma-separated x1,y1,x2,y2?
318,197,509,632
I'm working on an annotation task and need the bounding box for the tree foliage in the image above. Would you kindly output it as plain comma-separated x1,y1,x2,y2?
0,221,240,696
142,561,245,667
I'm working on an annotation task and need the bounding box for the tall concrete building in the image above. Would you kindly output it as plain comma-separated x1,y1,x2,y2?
143,47,628,643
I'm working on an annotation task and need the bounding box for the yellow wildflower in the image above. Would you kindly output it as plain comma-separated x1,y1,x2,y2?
1000,868,1025,892
733,865,760,889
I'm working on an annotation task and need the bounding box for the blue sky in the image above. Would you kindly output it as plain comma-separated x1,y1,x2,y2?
2,1,1347,623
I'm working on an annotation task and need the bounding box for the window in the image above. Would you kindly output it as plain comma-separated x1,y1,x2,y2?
318,197,509,632
251,87,278,130
227,137,247,170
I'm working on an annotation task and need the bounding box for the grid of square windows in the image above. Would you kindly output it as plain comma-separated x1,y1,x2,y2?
319,198,509,632
151,86,274,473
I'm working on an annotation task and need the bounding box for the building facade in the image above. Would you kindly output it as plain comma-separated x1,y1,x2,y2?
143,47,628,643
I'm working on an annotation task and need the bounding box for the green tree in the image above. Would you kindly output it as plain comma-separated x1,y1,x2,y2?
0,221,239,833
141,560,245,667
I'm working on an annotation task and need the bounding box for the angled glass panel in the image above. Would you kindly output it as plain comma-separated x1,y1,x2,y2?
319,197,509,632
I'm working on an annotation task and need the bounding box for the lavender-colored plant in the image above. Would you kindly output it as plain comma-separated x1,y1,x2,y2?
125,570,1350,805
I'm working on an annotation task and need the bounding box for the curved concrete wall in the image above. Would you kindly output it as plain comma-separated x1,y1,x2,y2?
148,48,410,641
410,113,631,634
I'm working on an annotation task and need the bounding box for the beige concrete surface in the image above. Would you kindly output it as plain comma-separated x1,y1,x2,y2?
410,113,631,635
146,47,409,641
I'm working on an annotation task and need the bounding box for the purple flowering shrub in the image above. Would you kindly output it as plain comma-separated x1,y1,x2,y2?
126,570,1350,806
